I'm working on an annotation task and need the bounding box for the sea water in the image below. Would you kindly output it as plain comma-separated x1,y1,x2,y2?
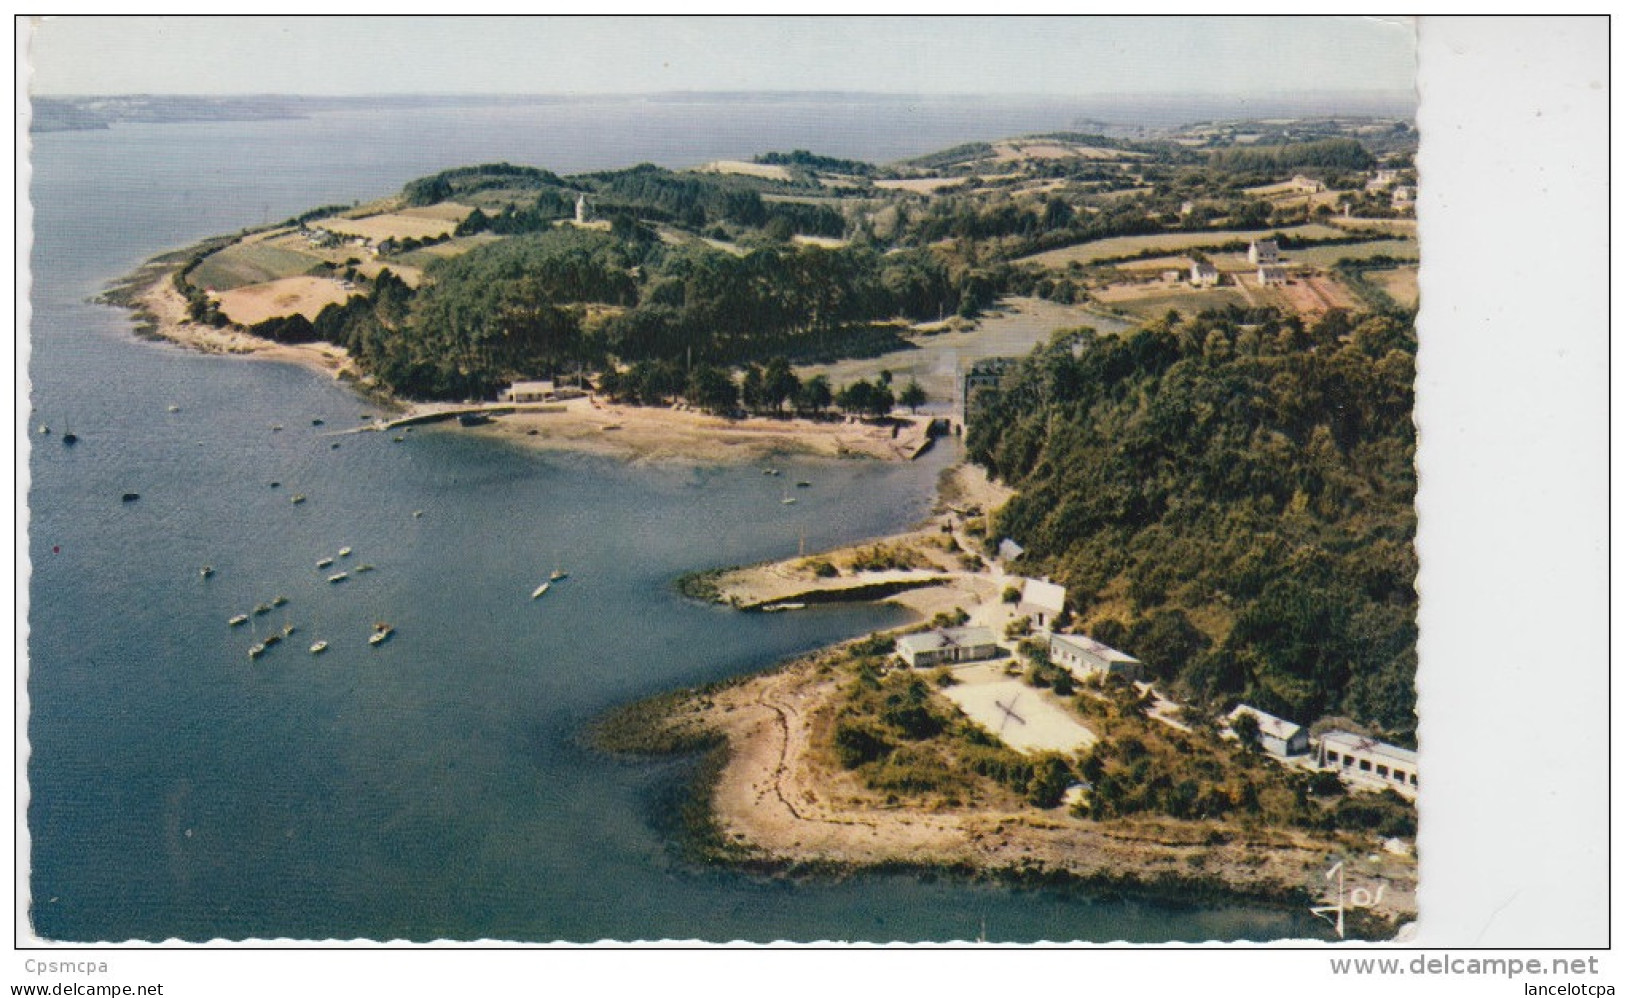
23,95,1329,942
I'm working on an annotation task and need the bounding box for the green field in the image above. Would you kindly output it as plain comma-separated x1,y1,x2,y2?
1284,238,1418,268
1020,223,1351,269
189,241,327,292
392,233,501,269
1100,286,1251,319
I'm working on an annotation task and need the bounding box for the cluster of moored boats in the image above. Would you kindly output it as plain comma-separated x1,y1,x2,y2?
216,545,392,660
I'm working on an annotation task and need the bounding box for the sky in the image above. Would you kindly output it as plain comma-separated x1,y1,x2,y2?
24,16,1415,97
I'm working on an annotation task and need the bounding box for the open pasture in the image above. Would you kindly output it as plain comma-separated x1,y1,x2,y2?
189,241,326,291
215,276,359,325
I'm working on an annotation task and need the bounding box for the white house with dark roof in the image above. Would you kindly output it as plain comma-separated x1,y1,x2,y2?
1248,239,1280,265
1317,731,1418,799
895,626,1000,669
1257,265,1289,286
1048,632,1143,682
1226,704,1309,758
1016,578,1067,630
1190,261,1219,286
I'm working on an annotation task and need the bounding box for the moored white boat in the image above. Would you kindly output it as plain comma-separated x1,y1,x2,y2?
531,581,551,599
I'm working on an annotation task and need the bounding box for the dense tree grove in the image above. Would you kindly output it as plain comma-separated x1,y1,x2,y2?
968,308,1417,741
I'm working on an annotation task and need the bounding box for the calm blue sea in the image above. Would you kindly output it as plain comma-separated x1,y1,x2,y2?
24,95,1329,942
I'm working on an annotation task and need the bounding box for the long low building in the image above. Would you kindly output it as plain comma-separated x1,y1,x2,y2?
1317,731,1418,798
895,626,1000,669
1048,632,1143,682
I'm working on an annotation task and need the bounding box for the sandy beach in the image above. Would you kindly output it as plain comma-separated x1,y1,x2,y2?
123,266,937,466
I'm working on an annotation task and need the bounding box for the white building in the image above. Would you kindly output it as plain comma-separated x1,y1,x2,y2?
1257,265,1289,286
1017,578,1067,630
1290,174,1324,193
997,538,1025,562
895,626,1000,669
1190,261,1219,287
575,194,591,224
503,380,558,403
1317,731,1418,799
1248,239,1280,265
1048,632,1143,682
1226,704,1309,758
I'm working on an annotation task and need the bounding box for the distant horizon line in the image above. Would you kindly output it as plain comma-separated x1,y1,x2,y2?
31,88,1418,103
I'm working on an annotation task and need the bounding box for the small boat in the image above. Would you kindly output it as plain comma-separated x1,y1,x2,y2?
38,424,48,435
338,547,352,557
550,570,567,581
369,624,393,646
262,632,282,648
200,566,215,579
291,494,307,504
796,481,811,488
271,424,283,432
167,405,181,413
355,563,375,573
63,433,78,447
281,623,296,636
252,603,273,616
781,497,797,505
270,482,281,489
248,643,266,659
393,435,405,443
228,614,249,627
271,594,289,608
312,418,325,426
331,443,341,450
317,557,335,569
309,640,328,654
412,510,424,518
121,492,139,502
327,572,349,584
531,582,551,600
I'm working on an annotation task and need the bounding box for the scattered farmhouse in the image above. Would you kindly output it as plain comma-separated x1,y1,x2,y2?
1190,261,1219,287
1016,578,1067,630
895,626,1000,669
1366,168,1400,190
1257,264,1289,286
1226,704,1310,758
1317,731,1418,798
1048,632,1144,682
1391,185,1415,207
1247,239,1280,265
1289,174,1324,193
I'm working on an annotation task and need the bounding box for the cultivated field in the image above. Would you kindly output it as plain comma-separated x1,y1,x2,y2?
391,233,501,269
190,241,326,292
1368,265,1420,308
1328,217,1418,235
873,177,966,194
215,276,359,325
1019,223,1349,269
696,160,792,181
314,205,473,242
